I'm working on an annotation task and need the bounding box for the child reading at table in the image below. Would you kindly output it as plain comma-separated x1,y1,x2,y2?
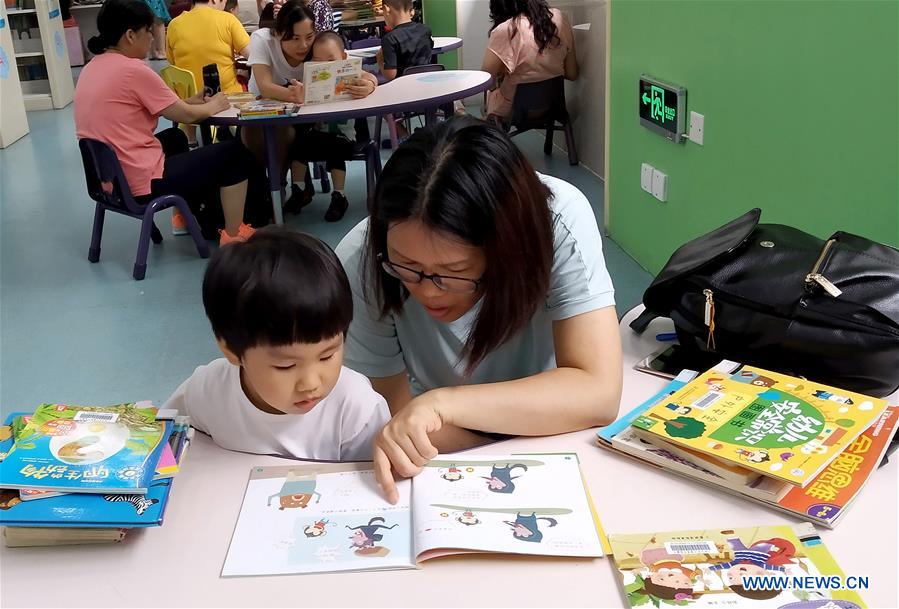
377,0,432,81
163,226,390,461
285,31,379,221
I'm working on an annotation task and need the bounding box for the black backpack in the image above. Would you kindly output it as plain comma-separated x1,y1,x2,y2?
631,208,899,398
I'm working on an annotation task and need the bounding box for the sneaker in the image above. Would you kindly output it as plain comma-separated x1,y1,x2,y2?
219,223,256,246
172,209,189,236
324,191,349,222
283,183,314,215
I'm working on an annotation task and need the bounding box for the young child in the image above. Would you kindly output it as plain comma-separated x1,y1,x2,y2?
285,31,379,221
375,0,432,143
163,226,390,461
377,0,432,81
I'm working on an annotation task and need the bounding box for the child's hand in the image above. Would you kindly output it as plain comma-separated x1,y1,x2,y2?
345,77,376,99
286,79,304,104
373,397,442,504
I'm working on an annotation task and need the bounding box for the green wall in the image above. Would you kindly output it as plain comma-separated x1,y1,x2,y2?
423,0,458,69
608,1,899,274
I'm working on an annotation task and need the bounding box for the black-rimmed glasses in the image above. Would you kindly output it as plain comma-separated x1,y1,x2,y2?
379,255,481,294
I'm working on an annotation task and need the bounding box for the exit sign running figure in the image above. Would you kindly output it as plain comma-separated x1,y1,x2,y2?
639,75,686,143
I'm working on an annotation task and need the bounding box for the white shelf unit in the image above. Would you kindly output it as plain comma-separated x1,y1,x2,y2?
1,2,31,146
5,0,73,111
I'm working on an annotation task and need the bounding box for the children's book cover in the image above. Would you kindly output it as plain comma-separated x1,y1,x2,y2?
302,57,363,105
0,412,175,527
630,364,888,486
0,403,167,494
222,453,605,577
609,522,866,608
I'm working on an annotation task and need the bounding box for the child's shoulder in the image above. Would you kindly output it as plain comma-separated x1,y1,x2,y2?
331,366,380,400
184,357,240,393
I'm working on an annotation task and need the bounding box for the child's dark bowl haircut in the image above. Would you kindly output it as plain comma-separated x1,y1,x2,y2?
203,226,353,357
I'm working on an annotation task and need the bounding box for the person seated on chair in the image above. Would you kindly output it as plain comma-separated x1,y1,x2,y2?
376,0,432,82
481,0,578,127
242,1,376,215
166,0,251,192
286,32,378,221
75,0,257,246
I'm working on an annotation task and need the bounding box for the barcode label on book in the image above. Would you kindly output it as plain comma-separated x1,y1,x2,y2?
664,540,717,555
73,411,119,423
691,391,722,410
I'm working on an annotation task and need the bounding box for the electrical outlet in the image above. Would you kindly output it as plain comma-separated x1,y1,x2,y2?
641,163,654,193
689,112,705,146
651,169,668,202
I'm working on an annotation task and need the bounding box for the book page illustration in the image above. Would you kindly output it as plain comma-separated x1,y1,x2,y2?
222,463,414,577
411,454,603,560
303,58,363,105
609,524,865,608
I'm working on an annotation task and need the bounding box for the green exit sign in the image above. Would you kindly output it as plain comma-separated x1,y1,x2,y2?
639,75,686,143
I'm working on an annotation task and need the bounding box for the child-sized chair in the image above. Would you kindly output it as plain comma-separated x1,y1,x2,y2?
159,65,217,144
78,139,210,280
507,75,578,166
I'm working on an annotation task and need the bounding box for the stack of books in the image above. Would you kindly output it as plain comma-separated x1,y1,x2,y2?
598,362,898,528
227,94,299,119
0,402,192,546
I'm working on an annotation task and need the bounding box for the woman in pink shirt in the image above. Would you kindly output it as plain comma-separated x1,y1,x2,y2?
481,0,579,125
75,0,256,245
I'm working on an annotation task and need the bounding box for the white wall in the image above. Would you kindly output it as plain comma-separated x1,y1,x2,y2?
552,0,608,178
455,0,491,108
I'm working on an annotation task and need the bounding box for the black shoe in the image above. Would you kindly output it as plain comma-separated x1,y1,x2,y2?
283,183,314,215
324,191,349,222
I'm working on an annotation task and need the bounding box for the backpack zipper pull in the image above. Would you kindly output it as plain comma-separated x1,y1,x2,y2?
806,273,842,297
703,289,717,350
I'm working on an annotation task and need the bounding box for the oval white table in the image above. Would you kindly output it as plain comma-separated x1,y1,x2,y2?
207,69,491,224
1,306,895,607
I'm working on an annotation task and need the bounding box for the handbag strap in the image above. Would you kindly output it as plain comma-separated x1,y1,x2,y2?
629,309,659,334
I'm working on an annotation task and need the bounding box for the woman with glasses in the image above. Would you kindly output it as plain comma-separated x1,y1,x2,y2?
336,116,622,503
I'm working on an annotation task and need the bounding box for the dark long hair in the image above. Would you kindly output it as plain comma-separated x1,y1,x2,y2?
363,117,554,376
87,0,154,55
274,0,315,38
489,0,559,53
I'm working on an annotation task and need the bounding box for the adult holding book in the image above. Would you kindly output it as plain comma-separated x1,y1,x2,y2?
241,0,376,212
336,117,623,502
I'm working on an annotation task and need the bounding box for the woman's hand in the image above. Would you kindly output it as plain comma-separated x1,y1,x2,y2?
286,79,305,104
204,92,231,115
345,75,376,99
373,393,445,504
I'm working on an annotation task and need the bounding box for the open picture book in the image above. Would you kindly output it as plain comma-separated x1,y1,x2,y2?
222,453,606,577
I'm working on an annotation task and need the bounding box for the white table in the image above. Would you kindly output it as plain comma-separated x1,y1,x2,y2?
347,36,463,60
207,69,492,224
1,306,896,607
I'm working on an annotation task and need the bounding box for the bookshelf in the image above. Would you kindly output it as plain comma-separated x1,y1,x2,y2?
1,1,30,146
5,0,73,111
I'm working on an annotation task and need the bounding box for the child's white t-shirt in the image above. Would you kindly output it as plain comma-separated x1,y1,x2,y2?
162,358,390,461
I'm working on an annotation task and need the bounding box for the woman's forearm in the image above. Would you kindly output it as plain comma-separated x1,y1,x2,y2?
432,366,622,436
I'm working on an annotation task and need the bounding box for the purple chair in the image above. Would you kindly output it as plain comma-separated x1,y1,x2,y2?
78,138,210,281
